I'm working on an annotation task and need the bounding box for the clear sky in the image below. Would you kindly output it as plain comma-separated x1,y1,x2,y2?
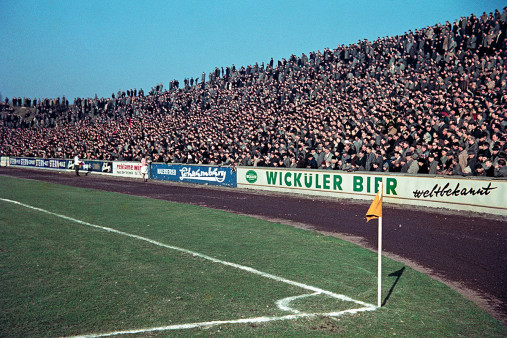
0,0,504,101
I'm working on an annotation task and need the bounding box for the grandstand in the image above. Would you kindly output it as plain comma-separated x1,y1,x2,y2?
1,9,506,177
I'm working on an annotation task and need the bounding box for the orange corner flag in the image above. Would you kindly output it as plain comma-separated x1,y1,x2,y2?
366,189,382,222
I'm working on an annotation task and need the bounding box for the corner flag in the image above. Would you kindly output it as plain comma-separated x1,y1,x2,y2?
366,189,382,222
366,183,383,307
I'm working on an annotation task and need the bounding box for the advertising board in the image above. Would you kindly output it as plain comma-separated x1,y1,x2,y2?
112,161,143,178
84,161,113,174
151,163,237,187
8,157,68,170
65,160,113,174
237,167,506,216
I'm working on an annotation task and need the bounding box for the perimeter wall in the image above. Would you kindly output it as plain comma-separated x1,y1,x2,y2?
2,156,505,216
236,167,506,216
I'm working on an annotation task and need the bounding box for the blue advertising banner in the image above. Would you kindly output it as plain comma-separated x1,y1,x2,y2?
9,157,68,170
8,157,113,174
150,163,237,187
79,160,113,174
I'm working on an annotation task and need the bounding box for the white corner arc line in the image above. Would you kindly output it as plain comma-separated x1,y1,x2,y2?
0,198,377,336
276,292,320,314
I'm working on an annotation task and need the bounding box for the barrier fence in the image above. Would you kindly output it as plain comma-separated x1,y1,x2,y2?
2,156,505,216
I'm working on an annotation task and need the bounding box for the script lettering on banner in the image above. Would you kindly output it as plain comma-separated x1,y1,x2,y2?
179,167,227,183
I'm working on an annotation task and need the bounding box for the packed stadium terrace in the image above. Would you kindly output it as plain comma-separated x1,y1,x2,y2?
1,9,506,177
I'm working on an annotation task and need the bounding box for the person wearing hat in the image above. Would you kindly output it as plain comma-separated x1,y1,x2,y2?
440,148,451,166
466,148,479,175
477,141,492,159
341,158,352,172
315,147,325,167
451,141,460,155
306,154,318,169
331,157,341,170
451,157,465,176
407,152,420,174
417,156,429,174
440,150,455,174
400,151,412,173
390,158,402,172
428,153,439,175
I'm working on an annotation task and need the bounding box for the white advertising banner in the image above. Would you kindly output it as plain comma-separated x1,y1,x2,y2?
237,167,506,216
112,161,143,178
0,156,8,167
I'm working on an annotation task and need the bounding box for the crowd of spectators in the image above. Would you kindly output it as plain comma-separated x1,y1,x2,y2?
1,9,506,177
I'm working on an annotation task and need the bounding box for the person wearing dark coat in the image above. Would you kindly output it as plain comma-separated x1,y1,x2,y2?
484,159,495,177
427,153,439,174
306,154,318,169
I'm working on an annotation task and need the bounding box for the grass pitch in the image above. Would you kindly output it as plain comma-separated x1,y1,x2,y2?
0,175,504,337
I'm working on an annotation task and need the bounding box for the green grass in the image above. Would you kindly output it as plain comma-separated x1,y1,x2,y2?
0,175,504,337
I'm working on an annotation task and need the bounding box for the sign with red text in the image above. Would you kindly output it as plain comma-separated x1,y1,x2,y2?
112,161,143,178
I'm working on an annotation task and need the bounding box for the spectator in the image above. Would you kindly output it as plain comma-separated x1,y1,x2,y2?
0,9,506,178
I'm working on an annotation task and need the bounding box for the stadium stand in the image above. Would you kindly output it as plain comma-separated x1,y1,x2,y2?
1,9,506,177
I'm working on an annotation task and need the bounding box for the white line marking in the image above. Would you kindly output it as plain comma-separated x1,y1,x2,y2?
0,198,377,336
276,292,320,314
72,308,373,337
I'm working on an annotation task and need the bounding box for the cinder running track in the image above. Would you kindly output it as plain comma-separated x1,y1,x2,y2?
1,167,505,324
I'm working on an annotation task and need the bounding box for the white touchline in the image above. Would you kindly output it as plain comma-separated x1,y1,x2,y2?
0,198,377,337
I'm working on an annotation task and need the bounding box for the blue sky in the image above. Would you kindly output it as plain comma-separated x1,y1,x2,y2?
0,0,504,101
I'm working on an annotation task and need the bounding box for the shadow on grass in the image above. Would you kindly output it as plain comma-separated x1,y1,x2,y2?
382,266,405,307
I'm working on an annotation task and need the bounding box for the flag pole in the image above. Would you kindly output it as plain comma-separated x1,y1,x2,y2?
365,181,383,308
378,207,382,307
377,182,383,308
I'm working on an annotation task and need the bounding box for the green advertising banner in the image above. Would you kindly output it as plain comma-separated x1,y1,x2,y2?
237,168,506,216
